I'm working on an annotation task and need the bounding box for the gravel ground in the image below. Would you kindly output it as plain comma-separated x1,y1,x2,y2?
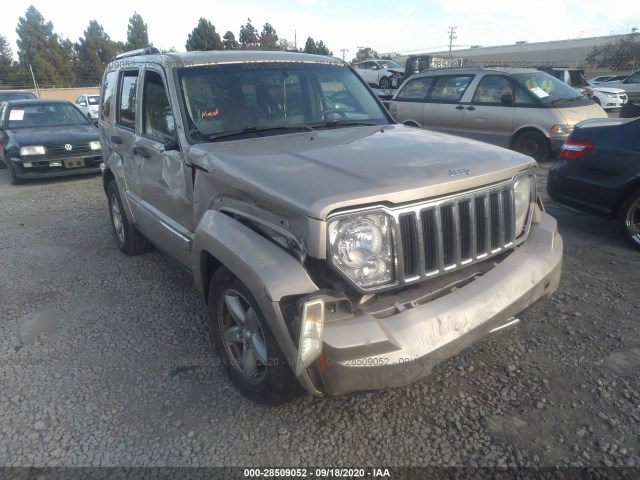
0,161,638,470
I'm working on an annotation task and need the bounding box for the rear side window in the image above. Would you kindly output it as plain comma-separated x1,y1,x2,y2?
428,75,473,103
100,71,116,123
396,77,434,101
117,70,139,130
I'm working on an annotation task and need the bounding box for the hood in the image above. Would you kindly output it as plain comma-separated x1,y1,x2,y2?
10,124,98,145
593,86,626,94
557,102,608,125
387,67,405,75
189,125,535,219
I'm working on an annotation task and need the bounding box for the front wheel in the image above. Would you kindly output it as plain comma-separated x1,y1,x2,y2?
513,131,550,161
208,268,299,404
7,162,23,185
620,188,640,251
107,180,152,255
378,76,392,89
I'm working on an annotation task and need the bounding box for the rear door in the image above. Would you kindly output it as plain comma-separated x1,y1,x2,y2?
420,74,475,135
621,71,640,101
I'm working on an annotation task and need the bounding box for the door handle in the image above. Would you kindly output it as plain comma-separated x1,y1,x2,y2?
133,146,149,158
455,105,465,110
466,106,476,111
110,135,122,144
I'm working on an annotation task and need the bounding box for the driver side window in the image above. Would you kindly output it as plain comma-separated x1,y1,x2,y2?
142,70,176,142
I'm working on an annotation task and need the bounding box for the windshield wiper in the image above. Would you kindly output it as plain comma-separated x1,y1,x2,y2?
209,124,315,141
312,119,380,129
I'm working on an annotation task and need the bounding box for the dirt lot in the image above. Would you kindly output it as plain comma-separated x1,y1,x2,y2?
0,159,638,470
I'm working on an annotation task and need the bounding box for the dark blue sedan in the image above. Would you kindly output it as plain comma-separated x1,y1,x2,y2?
0,99,102,185
547,116,640,250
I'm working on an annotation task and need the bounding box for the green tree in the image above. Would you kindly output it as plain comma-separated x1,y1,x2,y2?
239,18,259,49
0,35,13,86
303,37,332,56
76,20,122,85
259,23,279,51
125,12,150,50
15,6,75,87
185,18,222,51
585,29,640,71
223,31,239,50
351,47,377,63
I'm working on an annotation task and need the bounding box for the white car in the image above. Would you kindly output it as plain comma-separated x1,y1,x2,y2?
591,86,628,110
74,94,100,122
354,60,404,89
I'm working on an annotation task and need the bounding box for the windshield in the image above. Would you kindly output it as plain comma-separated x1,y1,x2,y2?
8,102,90,128
378,60,401,69
87,95,99,105
510,72,589,105
0,92,37,101
177,62,390,142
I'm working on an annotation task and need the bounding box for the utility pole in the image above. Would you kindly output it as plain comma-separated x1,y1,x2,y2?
448,26,457,58
356,46,366,62
339,48,349,61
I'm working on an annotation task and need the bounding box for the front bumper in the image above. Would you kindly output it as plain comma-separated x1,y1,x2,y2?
10,156,103,180
305,212,562,396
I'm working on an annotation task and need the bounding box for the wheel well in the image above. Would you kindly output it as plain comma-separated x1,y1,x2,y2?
403,120,421,128
611,181,640,220
510,127,548,149
200,250,223,304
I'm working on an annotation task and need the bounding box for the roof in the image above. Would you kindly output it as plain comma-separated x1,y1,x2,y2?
1,99,72,106
107,49,344,69
411,66,545,76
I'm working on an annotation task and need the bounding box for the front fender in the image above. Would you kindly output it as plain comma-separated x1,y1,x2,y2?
192,210,318,301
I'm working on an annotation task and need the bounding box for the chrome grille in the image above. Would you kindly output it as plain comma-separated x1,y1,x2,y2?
45,143,92,157
396,180,526,283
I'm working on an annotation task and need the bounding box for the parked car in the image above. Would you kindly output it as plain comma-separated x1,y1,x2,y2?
599,70,640,102
99,48,562,404
536,66,592,97
591,86,628,110
74,93,100,122
0,99,102,185
353,59,404,89
548,116,640,250
0,90,37,101
386,66,607,161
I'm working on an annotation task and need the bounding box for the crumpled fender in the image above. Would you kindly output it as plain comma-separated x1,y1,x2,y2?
192,209,318,302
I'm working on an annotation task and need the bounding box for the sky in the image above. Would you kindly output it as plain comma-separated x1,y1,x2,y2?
2,0,639,61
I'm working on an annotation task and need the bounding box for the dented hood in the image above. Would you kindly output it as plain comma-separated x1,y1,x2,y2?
189,124,536,220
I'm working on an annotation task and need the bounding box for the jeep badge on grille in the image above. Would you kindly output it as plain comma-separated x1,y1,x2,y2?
448,168,471,176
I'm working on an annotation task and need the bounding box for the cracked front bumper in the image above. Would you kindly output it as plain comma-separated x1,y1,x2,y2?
310,212,562,396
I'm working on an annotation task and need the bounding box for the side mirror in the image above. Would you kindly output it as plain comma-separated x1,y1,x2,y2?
500,94,513,106
163,140,180,152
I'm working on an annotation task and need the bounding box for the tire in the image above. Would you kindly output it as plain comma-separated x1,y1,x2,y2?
620,188,640,251
7,161,23,185
378,76,391,89
107,180,152,255
0,156,6,169
513,130,550,161
208,267,300,405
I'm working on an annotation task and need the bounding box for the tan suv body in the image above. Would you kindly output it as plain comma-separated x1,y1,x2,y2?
387,67,607,161
99,49,562,403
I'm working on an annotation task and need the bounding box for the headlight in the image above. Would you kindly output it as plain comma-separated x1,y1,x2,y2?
328,212,394,289
550,125,572,135
605,93,617,98
90,141,101,150
513,175,534,237
20,146,45,156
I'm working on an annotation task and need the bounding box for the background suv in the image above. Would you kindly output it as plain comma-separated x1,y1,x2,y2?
386,67,607,161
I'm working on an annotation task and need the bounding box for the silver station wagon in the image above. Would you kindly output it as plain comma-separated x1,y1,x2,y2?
99,49,562,404
387,67,607,161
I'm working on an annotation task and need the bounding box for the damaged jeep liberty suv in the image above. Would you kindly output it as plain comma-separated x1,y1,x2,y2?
99,48,562,404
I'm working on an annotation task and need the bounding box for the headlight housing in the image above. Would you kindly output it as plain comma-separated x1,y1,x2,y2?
327,212,394,290
89,141,101,150
513,174,535,238
20,146,45,156
550,124,572,136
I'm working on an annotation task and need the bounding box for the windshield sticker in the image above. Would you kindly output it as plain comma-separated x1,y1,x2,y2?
9,110,25,121
201,109,219,118
530,87,550,98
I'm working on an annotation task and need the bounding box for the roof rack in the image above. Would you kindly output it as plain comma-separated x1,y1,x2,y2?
112,47,160,61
